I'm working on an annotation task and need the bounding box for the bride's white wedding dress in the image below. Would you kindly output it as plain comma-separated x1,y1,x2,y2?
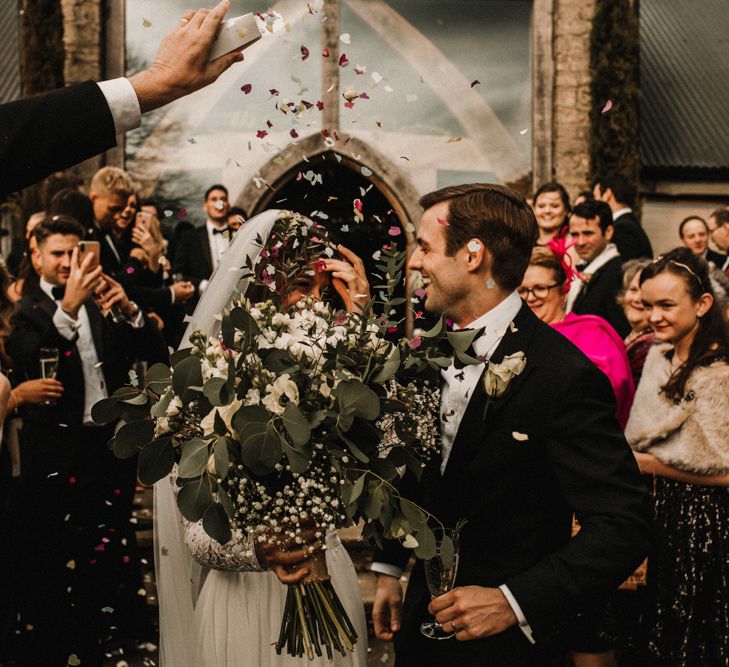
155,211,367,667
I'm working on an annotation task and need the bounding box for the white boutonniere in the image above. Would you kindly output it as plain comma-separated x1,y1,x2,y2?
483,351,526,418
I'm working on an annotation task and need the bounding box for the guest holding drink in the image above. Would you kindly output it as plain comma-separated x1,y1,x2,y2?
626,247,729,665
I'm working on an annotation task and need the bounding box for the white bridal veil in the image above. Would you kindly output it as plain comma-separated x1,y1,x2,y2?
153,209,279,666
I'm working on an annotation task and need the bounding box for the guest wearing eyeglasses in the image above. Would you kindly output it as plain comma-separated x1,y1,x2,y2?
519,245,635,428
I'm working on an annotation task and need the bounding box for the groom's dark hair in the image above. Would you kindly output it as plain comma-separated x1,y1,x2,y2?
419,183,538,291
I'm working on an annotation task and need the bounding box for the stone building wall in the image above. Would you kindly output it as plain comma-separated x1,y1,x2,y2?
551,0,596,198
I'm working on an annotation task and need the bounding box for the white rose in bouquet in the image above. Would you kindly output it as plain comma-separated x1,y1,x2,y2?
262,373,300,415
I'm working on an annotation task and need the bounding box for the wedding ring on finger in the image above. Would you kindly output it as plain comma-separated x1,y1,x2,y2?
450,621,458,632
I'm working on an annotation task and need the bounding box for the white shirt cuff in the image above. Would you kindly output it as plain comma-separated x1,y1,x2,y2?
499,584,536,645
53,308,80,341
371,562,404,579
198,279,210,295
127,306,145,329
97,78,141,135
169,286,176,304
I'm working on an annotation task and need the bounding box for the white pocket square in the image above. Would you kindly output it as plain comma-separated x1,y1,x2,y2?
512,431,529,442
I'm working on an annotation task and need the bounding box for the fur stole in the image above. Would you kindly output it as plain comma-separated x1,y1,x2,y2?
625,343,729,474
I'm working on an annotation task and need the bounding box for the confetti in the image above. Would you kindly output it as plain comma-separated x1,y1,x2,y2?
68,655,81,666
322,47,329,57
354,65,366,75
601,99,613,113
187,137,197,144
340,32,351,44
290,129,299,139
240,83,252,95
471,80,480,87
467,240,481,252
437,217,450,226
256,130,268,139
405,94,418,103
338,53,349,67
66,560,76,570
269,88,279,97
371,71,383,83
316,100,324,110
388,226,402,237
512,431,529,442
415,288,426,298
341,224,349,232
447,136,462,143
142,18,151,27
361,166,373,177
410,337,422,350
101,606,114,614
384,85,394,93
520,128,528,135
300,45,310,61
400,156,410,161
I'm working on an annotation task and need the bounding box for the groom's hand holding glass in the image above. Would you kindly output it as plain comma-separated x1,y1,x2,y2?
428,586,518,641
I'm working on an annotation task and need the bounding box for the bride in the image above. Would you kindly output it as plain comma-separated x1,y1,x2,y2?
155,209,370,666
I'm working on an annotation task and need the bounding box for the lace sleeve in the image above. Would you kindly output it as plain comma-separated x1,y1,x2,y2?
170,470,265,572
182,519,265,572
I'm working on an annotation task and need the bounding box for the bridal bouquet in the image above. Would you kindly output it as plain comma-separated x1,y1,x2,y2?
93,211,453,660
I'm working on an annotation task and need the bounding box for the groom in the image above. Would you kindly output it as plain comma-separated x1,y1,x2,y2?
372,184,651,666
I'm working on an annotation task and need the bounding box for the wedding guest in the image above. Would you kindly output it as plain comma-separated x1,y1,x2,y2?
709,267,729,318
620,259,656,385
566,200,631,337
532,182,571,246
679,215,710,257
574,190,595,207
173,184,231,299
593,175,653,261
1,0,245,195
48,188,96,230
5,215,163,665
626,247,729,665
519,244,634,427
706,208,729,271
228,206,247,231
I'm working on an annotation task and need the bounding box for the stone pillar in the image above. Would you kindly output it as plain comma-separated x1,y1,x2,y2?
60,0,104,184
551,0,596,198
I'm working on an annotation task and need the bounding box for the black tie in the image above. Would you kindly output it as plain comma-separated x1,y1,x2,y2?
212,226,229,235
576,262,588,272
51,286,65,300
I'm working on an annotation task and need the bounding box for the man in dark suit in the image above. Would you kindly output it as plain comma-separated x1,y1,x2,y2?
707,208,729,272
371,184,650,667
593,175,653,260
0,0,243,196
567,200,631,337
5,216,163,665
172,184,231,303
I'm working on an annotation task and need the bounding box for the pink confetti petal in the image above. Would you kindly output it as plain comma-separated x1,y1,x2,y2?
437,217,450,226
601,99,613,113
290,129,299,139
322,47,329,58
316,100,324,111
410,337,422,349
359,92,370,100
338,53,349,67
344,101,354,109
471,80,480,87
256,129,268,138
415,288,426,298
301,45,310,61
269,88,279,96
388,226,402,236
178,209,187,219
240,83,252,94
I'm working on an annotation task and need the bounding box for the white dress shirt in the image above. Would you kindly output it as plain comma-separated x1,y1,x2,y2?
97,78,142,135
206,220,230,267
371,291,535,643
612,207,632,222
41,278,107,426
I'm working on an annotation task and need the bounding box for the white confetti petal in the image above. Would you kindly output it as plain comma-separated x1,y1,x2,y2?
512,431,529,442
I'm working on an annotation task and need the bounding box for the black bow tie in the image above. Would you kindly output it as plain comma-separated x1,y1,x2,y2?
212,226,229,235
51,286,65,300
576,262,588,272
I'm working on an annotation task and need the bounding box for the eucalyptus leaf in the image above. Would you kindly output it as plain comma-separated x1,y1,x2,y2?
202,502,232,544
333,380,380,430
364,485,383,519
111,419,154,460
230,307,261,337
447,327,484,353
150,388,174,418
217,486,235,518
281,403,311,447
371,346,400,384
91,397,124,425
233,405,282,475
121,393,149,406
413,524,436,559
439,535,455,569
203,377,229,407
138,437,175,485
263,349,299,374
213,437,231,478
420,316,446,339
145,363,172,392
177,476,214,522
400,499,426,531
349,473,366,504
178,438,209,478
454,349,482,367
172,356,203,398
281,437,310,474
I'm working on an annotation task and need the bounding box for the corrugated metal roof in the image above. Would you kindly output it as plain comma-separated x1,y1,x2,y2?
0,0,20,104
640,0,729,175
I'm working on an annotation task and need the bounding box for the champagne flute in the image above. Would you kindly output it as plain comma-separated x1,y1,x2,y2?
420,527,461,640
39,347,59,404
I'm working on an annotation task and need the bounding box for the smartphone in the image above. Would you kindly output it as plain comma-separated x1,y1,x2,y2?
78,240,101,268
208,13,262,61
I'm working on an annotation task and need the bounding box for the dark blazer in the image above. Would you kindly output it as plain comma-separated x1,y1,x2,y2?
707,248,729,271
172,224,214,289
612,211,653,261
377,304,651,666
1,81,116,196
572,255,630,337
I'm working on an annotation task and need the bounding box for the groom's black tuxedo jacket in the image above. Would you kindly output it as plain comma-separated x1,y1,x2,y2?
378,303,651,666
1,81,117,196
